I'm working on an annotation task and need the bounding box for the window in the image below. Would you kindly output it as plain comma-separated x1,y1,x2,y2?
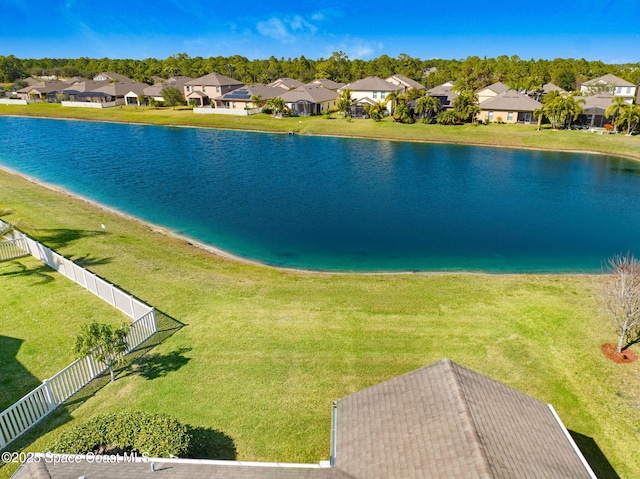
232,102,237,109
507,112,513,121
203,86,206,92
381,92,386,99
488,111,494,120
216,86,220,93
373,91,378,99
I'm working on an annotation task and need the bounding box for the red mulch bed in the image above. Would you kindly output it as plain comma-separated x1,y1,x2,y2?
601,343,638,364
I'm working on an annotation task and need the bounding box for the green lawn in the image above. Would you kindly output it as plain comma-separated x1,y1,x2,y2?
0,253,130,411
1,103,640,161
0,167,639,479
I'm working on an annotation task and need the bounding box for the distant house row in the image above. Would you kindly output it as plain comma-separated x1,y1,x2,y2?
6,70,639,128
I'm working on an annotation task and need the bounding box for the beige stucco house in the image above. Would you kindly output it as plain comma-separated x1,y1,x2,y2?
280,85,340,116
477,90,541,124
184,73,244,106
477,81,511,104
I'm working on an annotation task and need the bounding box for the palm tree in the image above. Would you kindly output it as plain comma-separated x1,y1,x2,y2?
452,90,480,123
250,94,266,112
533,106,546,130
393,103,414,124
364,101,387,122
385,89,402,116
616,104,640,135
414,95,441,121
337,89,354,115
605,96,628,132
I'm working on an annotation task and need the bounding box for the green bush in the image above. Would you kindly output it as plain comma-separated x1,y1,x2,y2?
48,411,190,457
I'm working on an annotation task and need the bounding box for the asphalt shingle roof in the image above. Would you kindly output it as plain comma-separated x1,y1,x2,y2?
334,359,594,479
479,90,542,111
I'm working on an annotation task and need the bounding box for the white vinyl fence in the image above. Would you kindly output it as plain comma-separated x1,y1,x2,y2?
0,221,157,449
0,237,29,261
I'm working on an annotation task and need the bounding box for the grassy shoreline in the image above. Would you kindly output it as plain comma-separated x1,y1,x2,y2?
1,103,640,162
1,107,639,478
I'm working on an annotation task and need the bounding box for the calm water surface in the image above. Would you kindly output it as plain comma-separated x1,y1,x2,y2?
1,116,639,272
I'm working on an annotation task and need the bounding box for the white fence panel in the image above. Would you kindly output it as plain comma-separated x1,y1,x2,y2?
0,385,52,450
113,288,134,317
127,310,156,349
85,270,99,296
95,276,115,306
0,238,29,261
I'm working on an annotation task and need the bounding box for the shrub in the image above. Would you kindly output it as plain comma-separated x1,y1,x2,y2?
604,123,615,131
48,411,190,458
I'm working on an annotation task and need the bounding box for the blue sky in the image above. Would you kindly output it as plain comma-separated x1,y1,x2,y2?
2,0,639,63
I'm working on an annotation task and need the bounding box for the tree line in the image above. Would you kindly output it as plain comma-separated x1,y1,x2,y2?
1,52,639,92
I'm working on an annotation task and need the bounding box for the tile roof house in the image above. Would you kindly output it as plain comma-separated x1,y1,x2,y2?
280,85,340,116
426,83,459,109
194,84,284,116
11,359,596,479
144,76,193,103
16,80,74,101
338,76,398,108
580,73,637,104
578,92,617,128
93,72,134,83
184,73,244,106
268,78,304,90
306,79,345,91
477,81,511,104
478,90,542,124
386,74,426,93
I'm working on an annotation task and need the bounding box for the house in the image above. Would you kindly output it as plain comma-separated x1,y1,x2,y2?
426,82,458,109
268,78,304,90
580,74,637,104
578,93,617,128
11,359,597,479
93,72,134,83
338,76,398,110
386,74,426,93
477,81,511,104
199,84,284,115
280,85,340,116
144,76,193,103
478,90,542,124
90,80,148,106
15,80,74,101
306,79,345,91
184,73,244,106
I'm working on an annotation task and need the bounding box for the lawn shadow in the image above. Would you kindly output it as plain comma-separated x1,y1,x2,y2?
570,430,621,479
33,228,106,250
0,336,43,411
188,426,237,460
65,253,113,269
0,260,55,285
132,347,192,380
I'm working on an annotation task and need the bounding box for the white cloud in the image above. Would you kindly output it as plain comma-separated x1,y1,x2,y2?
256,13,318,42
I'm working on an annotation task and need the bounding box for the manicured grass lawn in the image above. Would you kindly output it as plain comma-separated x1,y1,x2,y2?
1,103,640,162
0,168,639,479
0,253,130,411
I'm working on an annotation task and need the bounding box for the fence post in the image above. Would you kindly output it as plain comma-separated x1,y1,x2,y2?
42,380,57,412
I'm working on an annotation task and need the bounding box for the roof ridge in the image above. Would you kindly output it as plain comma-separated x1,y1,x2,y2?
444,359,495,479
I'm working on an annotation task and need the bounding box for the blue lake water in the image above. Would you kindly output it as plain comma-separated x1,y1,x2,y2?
1,116,639,272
